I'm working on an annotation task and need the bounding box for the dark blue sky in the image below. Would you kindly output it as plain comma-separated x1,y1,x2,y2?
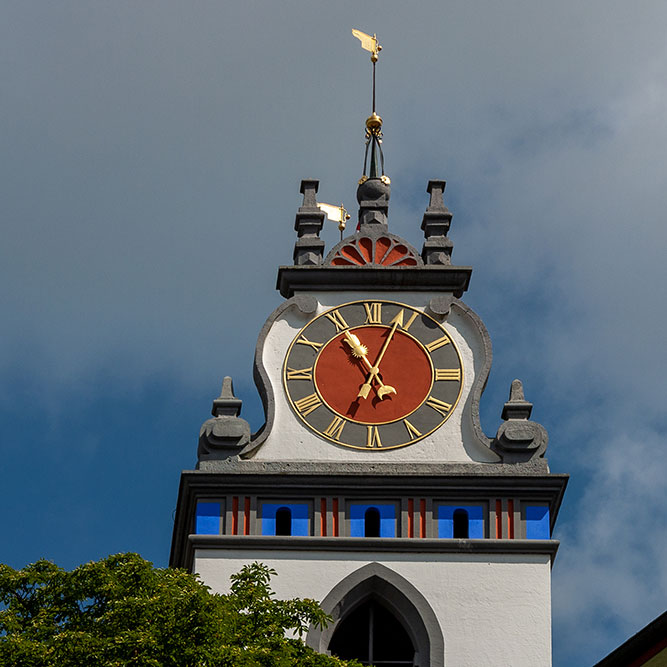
2,3,666,665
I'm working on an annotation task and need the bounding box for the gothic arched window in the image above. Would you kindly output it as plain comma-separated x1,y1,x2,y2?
275,506,292,536
364,507,381,537
329,599,415,665
453,508,469,538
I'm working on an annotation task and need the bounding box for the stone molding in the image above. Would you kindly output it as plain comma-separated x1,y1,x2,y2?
276,265,472,299
452,300,495,455
183,467,567,486
189,534,560,558
237,294,317,460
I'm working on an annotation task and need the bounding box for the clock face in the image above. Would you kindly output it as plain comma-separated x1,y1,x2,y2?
283,300,464,450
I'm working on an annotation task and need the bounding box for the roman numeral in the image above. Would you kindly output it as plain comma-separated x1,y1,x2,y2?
294,393,322,416
403,419,422,440
389,309,420,332
323,416,346,441
366,425,383,448
325,309,349,332
435,368,461,381
363,302,383,324
426,396,453,417
425,335,450,352
297,335,323,351
286,367,313,381
402,310,419,331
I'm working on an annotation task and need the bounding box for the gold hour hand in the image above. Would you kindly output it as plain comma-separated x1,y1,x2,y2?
343,331,368,360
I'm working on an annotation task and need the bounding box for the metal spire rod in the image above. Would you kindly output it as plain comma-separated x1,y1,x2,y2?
372,59,376,114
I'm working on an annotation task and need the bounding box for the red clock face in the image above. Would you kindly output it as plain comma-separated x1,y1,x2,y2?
314,326,433,424
283,300,464,450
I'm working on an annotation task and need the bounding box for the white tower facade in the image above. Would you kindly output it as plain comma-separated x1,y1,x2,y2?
170,115,567,666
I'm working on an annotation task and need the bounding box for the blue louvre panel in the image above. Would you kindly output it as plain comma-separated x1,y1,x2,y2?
438,505,484,538
261,503,310,536
526,505,550,539
350,504,396,537
195,502,221,535
290,503,310,536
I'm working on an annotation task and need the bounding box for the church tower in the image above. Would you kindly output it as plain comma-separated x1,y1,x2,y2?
170,32,567,667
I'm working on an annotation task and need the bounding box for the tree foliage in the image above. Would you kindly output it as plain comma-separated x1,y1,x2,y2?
0,554,357,667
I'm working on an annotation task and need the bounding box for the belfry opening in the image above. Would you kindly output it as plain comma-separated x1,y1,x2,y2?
329,599,415,666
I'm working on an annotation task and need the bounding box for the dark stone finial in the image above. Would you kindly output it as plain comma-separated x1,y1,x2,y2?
356,113,390,229
421,179,454,265
293,179,325,266
356,177,390,228
300,178,319,207
501,379,532,420
211,376,242,417
492,379,548,462
509,378,525,400
426,180,447,208
197,376,250,464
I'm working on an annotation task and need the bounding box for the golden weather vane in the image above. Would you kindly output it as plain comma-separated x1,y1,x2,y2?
352,29,382,62
352,28,389,185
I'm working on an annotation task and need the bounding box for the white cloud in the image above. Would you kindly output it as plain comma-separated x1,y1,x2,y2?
553,427,667,663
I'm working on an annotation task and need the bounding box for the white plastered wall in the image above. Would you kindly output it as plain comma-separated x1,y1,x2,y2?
254,291,499,463
194,548,552,667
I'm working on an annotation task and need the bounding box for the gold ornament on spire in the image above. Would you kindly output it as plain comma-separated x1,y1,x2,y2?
318,202,351,240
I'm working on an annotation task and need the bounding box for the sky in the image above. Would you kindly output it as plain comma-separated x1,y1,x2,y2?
1,1,666,664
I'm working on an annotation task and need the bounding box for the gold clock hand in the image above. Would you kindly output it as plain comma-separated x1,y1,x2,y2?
371,312,402,371
343,331,396,399
343,331,368,359
359,313,402,399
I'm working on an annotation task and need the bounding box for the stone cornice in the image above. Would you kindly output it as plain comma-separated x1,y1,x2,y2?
276,265,472,299
189,534,560,560
196,460,556,477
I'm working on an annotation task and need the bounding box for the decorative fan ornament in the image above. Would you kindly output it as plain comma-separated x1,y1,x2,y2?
329,235,420,267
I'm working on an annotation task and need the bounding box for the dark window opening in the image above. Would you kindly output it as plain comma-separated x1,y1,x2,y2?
453,508,469,538
329,599,415,666
364,507,381,538
275,507,292,536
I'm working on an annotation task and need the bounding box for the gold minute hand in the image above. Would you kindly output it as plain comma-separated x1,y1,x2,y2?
358,311,403,399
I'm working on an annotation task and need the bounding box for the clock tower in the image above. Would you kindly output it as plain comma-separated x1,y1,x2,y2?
170,37,567,667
